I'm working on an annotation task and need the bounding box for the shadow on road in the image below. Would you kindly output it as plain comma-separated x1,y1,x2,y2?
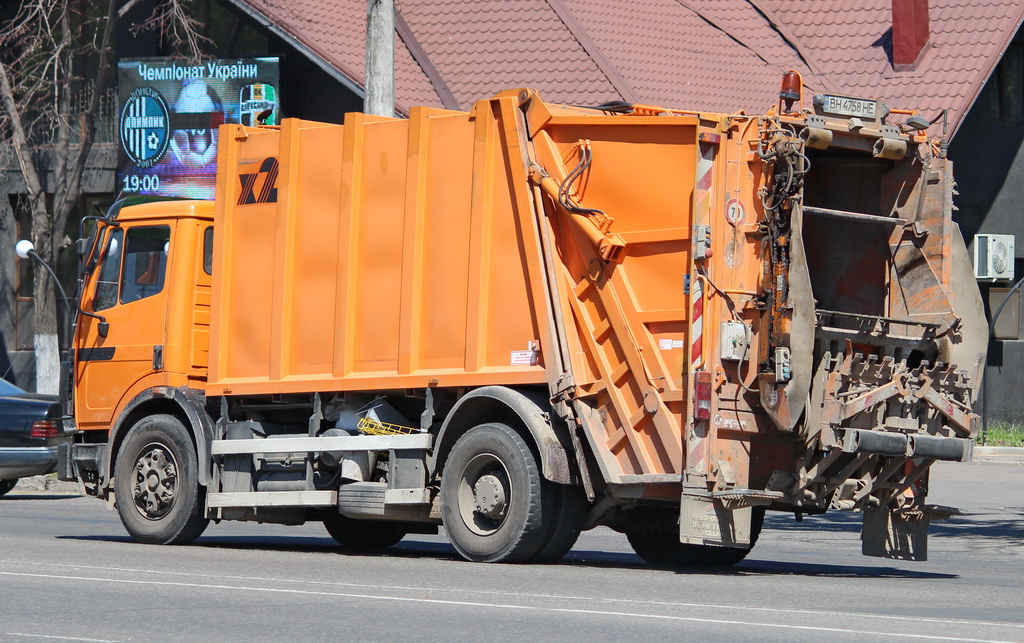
764,510,1024,546
53,531,963,579
52,531,963,579
57,532,464,560
197,536,464,561
54,507,1013,579
556,549,958,579
733,559,956,579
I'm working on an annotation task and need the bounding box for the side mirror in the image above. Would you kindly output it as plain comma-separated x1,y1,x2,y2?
98,321,109,338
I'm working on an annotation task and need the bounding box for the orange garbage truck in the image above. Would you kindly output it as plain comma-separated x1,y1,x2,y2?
59,77,987,565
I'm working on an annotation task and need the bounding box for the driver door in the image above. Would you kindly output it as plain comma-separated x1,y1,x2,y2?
75,223,173,429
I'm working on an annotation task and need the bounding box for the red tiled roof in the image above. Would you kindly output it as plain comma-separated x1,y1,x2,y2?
231,0,1024,134
400,0,613,107
236,0,442,109
763,0,1024,134
562,0,827,112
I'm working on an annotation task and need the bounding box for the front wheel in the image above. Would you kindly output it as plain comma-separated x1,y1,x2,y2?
114,414,209,545
0,478,18,497
441,423,548,563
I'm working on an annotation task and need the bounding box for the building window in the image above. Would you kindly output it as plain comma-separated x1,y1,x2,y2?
992,41,1024,123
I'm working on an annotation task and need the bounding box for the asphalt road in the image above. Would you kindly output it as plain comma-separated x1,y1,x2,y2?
1,461,1021,642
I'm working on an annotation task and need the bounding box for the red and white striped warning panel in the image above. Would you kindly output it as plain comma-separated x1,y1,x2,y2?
690,276,704,369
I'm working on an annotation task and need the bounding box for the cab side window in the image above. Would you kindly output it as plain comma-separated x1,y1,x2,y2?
91,225,171,311
93,229,123,311
120,226,171,305
203,226,214,275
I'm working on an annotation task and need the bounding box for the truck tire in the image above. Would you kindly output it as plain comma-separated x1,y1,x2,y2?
323,513,406,550
0,479,17,497
441,422,548,563
114,414,209,545
529,484,588,563
626,508,764,568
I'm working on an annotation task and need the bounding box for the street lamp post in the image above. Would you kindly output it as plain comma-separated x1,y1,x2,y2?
15,239,71,352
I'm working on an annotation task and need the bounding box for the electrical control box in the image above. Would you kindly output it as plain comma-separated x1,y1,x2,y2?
719,321,750,361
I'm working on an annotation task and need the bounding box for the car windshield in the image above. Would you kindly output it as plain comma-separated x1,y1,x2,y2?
0,378,25,397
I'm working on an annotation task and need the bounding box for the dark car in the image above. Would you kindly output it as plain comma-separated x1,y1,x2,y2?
0,377,71,496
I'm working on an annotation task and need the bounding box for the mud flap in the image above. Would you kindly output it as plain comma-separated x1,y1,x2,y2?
862,506,929,561
680,492,753,549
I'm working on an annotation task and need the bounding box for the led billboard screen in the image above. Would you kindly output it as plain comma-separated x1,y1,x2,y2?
117,57,280,199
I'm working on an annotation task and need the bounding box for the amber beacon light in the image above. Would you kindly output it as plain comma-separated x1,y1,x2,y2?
779,70,803,113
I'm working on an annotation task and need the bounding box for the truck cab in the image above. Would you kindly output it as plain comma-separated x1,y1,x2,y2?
74,199,213,436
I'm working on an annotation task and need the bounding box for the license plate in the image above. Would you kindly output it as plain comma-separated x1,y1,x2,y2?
820,95,878,120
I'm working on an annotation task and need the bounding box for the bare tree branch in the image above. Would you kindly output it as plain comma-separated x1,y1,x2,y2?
0,60,45,209
53,0,117,240
131,0,210,62
0,0,207,391
118,0,142,20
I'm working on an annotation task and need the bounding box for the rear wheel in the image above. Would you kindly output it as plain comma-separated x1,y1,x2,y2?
0,478,17,497
441,423,548,563
627,507,764,568
114,414,209,545
530,484,588,563
323,513,407,550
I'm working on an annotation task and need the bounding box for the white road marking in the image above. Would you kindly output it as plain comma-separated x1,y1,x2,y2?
0,570,1016,643
5,560,1022,632
6,635,120,643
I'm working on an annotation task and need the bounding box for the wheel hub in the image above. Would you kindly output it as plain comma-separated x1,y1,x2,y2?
473,474,507,519
455,452,513,536
132,445,177,519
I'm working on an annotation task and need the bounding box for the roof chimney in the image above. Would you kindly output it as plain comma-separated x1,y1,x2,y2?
892,0,930,71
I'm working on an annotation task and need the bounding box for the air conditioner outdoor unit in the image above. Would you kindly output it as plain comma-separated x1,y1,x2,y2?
974,233,1015,281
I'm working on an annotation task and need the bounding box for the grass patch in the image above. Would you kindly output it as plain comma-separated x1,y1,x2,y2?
978,420,1024,447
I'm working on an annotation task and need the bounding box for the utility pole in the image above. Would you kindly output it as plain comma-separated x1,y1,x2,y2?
365,0,394,117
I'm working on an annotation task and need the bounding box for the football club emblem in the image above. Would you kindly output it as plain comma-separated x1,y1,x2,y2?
119,87,170,169
239,83,279,126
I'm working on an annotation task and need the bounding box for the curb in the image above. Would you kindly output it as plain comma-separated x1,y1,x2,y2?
972,446,1024,463
11,475,82,495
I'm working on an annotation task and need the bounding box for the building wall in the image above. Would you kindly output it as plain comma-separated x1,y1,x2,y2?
948,33,1024,423
0,145,116,391
0,186,22,387
1,0,365,392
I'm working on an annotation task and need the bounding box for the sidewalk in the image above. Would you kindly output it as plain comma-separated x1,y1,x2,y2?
10,475,82,495
973,446,1024,463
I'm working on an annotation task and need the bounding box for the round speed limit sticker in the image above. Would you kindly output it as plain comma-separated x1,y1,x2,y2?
725,199,745,226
